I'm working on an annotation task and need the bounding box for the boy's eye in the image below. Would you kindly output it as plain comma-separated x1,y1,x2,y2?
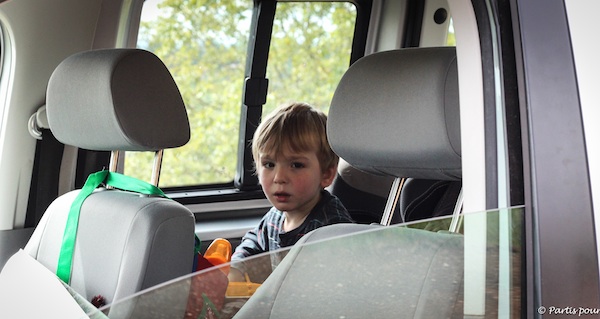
291,162,305,169
262,161,275,169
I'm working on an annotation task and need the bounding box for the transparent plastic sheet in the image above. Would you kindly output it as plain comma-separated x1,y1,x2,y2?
82,247,286,319
83,207,523,319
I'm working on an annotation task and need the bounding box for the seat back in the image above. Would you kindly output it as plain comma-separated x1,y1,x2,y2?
24,49,195,317
328,159,395,224
394,178,462,224
235,224,463,318
234,47,463,318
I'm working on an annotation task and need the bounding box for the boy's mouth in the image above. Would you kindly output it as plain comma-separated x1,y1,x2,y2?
273,192,291,202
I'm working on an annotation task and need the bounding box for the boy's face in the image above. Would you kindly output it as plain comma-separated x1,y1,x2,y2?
257,148,336,217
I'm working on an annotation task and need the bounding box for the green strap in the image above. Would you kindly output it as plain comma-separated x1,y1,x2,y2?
198,293,221,319
106,172,166,197
56,170,166,283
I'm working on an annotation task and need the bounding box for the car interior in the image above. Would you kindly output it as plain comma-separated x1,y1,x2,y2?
0,0,495,316
1,0,599,317
80,43,468,319
0,0,515,317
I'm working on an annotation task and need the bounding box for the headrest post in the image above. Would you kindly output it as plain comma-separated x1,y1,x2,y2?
106,151,120,190
109,151,120,173
449,188,464,233
380,177,405,226
150,150,164,187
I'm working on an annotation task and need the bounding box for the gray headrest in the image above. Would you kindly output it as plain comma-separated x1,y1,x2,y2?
46,49,190,151
328,47,460,180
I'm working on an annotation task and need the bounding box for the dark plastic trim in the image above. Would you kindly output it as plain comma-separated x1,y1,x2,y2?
514,0,599,314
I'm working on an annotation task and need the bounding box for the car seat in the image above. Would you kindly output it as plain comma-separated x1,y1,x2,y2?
330,165,461,225
327,159,395,224
234,46,463,318
23,49,195,317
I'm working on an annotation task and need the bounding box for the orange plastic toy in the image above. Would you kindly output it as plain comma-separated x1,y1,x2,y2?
204,238,232,275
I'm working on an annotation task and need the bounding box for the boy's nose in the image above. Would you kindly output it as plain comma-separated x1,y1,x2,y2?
273,167,288,184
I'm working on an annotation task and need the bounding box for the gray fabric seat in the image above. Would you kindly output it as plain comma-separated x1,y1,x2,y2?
235,224,463,318
23,49,195,318
234,47,463,318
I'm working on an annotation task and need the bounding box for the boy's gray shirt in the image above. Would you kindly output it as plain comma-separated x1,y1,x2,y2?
231,190,354,262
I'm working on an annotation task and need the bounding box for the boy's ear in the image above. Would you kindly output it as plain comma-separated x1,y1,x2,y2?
320,164,337,188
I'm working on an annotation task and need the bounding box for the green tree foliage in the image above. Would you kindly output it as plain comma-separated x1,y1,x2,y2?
265,2,355,114
127,0,356,187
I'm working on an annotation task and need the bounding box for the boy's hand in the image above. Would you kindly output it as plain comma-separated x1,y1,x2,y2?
228,267,246,282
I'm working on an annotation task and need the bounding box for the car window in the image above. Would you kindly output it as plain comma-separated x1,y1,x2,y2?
128,0,252,187
126,0,357,188
263,2,356,115
87,207,524,318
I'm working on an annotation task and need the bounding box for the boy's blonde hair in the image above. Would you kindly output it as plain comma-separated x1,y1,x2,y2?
252,102,339,172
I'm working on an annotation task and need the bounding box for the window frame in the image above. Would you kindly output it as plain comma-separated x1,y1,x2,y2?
511,0,600,314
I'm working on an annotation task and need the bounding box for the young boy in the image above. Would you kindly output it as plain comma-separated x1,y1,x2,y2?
230,102,354,271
